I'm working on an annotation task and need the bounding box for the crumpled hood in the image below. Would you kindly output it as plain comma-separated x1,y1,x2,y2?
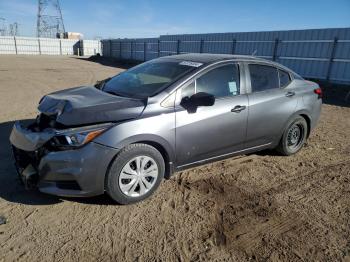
38,86,146,126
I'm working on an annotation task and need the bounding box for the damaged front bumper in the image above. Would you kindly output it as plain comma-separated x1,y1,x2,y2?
10,120,119,197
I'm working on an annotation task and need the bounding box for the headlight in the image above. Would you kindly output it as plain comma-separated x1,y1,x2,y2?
50,123,113,149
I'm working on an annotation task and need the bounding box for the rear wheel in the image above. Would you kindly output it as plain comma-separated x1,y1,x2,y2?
106,144,165,204
276,116,308,156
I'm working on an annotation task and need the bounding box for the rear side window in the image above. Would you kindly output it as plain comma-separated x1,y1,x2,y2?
279,69,291,88
249,64,279,92
180,64,240,99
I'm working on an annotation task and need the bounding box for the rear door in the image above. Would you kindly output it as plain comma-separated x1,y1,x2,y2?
245,63,298,148
175,63,248,167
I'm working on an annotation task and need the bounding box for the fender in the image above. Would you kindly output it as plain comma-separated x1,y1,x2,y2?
95,121,176,164
109,133,176,164
278,109,312,140
96,133,176,179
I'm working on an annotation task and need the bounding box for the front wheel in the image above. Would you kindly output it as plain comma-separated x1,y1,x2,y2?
276,116,308,156
106,144,165,204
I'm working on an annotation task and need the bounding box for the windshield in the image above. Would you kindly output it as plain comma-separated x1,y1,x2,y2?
103,59,196,98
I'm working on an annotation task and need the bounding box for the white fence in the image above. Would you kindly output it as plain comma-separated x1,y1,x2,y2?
0,36,101,56
80,40,102,56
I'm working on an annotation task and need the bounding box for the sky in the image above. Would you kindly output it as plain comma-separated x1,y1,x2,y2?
0,0,349,39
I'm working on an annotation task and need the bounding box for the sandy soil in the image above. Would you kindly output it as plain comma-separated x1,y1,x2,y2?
0,55,349,262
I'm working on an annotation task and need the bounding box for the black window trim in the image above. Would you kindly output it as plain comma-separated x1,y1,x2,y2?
175,61,243,104
160,59,250,107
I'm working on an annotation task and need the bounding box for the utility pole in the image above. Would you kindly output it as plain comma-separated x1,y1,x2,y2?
37,0,65,38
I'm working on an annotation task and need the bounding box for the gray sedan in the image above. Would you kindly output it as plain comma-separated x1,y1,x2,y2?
10,54,322,204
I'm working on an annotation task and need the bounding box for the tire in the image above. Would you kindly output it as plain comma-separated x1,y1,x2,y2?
106,143,165,204
276,116,308,156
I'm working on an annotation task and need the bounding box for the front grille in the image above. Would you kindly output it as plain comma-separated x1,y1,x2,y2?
12,146,38,169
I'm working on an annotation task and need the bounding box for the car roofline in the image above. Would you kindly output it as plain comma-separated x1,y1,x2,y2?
159,53,268,65
153,55,298,104
161,54,293,73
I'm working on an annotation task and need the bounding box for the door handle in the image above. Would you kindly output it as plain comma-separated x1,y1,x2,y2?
231,105,246,113
285,91,295,97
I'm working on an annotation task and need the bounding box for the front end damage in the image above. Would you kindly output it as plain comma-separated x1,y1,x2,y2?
9,85,146,197
10,118,119,197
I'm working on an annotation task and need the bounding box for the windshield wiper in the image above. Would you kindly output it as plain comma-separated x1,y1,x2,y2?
105,90,130,98
95,77,111,89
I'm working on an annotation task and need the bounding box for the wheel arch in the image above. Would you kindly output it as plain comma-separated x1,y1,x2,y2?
135,140,173,179
107,134,175,180
299,113,311,138
278,110,312,143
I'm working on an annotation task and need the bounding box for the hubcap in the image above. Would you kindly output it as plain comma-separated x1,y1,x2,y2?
118,156,159,197
287,123,304,150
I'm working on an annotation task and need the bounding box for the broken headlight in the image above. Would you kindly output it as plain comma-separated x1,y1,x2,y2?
50,123,113,149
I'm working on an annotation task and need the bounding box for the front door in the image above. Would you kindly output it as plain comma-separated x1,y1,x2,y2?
175,63,248,167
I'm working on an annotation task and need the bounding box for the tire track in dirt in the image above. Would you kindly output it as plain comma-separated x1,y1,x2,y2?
1,56,349,261
173,155,350,260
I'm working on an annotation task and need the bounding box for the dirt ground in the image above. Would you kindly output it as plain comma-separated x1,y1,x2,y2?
0,55,349,262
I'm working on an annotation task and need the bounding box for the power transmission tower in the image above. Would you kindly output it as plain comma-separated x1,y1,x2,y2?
37,0,65,38
0,17,7,36
9,23,19,36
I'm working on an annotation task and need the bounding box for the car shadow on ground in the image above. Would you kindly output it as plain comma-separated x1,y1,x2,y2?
73,56,136,70
0,119,116,206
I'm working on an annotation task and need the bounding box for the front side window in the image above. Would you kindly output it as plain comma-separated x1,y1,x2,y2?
181,81,196,99
103,60,196,98
249,64,279,92
180,64,240,99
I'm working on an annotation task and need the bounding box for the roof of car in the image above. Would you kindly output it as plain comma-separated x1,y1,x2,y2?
161,53,295,74
162,53,267,64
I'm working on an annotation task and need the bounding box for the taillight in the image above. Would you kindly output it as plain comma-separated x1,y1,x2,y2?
314,88,322,99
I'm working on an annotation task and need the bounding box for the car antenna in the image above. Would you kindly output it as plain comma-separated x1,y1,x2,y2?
251,49,258,56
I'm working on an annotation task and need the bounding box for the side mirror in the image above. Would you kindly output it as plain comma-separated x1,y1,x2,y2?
191,92,215,107
180,92,215,113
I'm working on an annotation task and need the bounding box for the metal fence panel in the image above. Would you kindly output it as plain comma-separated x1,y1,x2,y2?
80,40,101,56
278,58,329,79
330,61,350,82
101,28,350,84
39,38,61,55
60,39,79,55
0,36,97,56
16,37,40,55
0,36,16,54
335,41,350,59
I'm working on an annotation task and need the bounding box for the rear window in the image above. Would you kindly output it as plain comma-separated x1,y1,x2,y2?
249,64,279,92
279,69,291,88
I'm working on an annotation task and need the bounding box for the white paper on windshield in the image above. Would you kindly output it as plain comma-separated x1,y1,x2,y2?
179,61,203,67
